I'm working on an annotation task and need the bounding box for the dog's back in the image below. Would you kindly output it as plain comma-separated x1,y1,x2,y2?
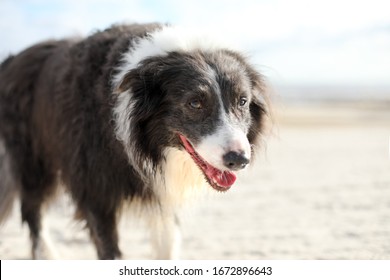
0,40,71,165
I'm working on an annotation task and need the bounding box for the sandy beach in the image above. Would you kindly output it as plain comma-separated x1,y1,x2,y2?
1,101,390,260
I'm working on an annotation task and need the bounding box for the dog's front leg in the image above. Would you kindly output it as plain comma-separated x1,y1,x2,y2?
150,213,181,260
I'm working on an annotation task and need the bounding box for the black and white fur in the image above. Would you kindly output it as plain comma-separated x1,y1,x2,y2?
0,23,267,259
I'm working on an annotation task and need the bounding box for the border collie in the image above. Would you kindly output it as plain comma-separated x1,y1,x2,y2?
0,23,267,259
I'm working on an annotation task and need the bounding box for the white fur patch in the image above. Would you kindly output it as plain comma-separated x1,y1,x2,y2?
113,89,133,145
112,90,154,180
32,220,59,260
150,215,181,260
154,147,211,208
112,26,236,90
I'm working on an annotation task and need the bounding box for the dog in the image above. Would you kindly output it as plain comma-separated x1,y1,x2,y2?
0,23,268,259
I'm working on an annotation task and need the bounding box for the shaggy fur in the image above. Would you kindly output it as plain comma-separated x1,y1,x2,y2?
0,23,267,259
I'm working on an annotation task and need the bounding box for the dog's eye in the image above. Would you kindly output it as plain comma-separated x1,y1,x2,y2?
238,97,247,107
189,99,202,109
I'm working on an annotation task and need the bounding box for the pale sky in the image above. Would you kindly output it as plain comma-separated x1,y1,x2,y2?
1,0,390,87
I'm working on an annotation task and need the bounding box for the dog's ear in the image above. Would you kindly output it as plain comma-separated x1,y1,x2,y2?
113,59,167,170
115,59,165,116
247,70,268,147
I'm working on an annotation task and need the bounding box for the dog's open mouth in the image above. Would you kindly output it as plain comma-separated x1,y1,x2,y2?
178,134,236,191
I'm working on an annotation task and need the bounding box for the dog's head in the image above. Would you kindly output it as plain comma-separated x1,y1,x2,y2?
113,28,267,191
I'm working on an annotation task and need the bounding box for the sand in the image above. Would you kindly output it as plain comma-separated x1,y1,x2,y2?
1,102,390,260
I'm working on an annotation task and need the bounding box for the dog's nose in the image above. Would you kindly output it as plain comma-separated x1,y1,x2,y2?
223,151,250,171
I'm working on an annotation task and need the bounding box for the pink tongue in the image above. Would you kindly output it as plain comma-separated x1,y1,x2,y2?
207,168,237,188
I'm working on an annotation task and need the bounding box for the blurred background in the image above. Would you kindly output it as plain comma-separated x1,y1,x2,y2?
1,0,390,99
1,0,390,259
